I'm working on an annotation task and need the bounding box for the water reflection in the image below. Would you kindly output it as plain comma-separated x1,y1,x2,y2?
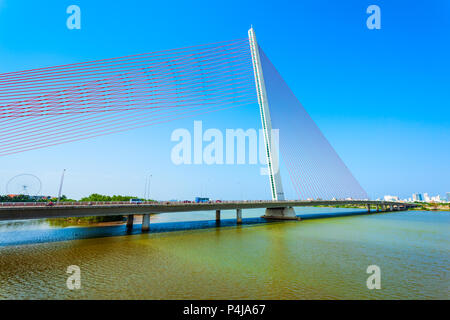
0,207,367,247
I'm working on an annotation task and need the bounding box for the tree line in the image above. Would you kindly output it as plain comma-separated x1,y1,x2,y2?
0,193,152,202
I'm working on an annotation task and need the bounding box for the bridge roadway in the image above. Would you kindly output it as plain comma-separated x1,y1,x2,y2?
0,200,414,229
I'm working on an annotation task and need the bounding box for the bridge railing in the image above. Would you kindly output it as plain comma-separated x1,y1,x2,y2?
1,199,292,207
0,199,407,208
0,200,275,207
0,200,311,206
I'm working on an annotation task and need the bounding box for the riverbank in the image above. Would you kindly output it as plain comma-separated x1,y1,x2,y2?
46,214,150,227
409,203,450,211
313,204,450,211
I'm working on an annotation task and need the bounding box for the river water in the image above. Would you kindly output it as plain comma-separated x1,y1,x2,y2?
0,208,448,299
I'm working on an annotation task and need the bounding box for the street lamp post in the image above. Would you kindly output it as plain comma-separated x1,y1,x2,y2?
147,174,152,200
57,169,66,204
144,174,152,200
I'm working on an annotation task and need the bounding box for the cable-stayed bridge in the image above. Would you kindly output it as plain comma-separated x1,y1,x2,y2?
0,28,413,228
0,199,412,226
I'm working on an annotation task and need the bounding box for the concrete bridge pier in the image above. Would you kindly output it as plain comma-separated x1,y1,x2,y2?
236,208,242,224
262,207,299,220
376,205,380,212
216,210,221,223
142,214,150,232
126,214,134,231
367,204,371,213
389,204,394,211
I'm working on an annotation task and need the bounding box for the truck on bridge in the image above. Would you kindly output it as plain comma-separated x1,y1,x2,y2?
195,197,210,203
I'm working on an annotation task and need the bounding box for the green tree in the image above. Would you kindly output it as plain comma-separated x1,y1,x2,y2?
79,194,139,202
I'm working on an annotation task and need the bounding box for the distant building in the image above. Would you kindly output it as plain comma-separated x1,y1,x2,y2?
446,192,450,202
6,194,50,200
424,193,430,202
384,195,399,201
432,195,441,202
412,193,423,202
31,195,51,200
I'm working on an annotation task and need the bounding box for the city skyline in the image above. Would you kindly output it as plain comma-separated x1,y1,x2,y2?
383,192,450,203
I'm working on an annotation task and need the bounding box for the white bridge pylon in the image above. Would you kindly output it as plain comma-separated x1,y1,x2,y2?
248,27,285,201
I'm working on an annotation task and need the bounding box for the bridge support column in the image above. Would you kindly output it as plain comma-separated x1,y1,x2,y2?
367,204,371,213
126,214,134,231
236,209,242,224
142,214,150,232
389,204,393,211
216,210,221,223
376,205,380,212
262,207,299,220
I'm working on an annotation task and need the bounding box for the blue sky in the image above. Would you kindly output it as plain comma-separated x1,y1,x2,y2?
0,0,449,200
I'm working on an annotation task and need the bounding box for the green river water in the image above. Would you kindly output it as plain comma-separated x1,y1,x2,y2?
0,208,448,299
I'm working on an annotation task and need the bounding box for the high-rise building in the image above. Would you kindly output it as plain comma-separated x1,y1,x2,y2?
446,192,450,202
412,193,423,202
424,193,430,202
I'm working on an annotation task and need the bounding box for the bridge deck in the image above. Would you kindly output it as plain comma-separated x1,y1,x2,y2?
0,200,414,221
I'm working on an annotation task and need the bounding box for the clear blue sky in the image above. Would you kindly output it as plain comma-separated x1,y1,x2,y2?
0,0,448,200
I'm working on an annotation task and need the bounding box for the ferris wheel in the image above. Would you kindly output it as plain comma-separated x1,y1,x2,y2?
6,174,42,196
